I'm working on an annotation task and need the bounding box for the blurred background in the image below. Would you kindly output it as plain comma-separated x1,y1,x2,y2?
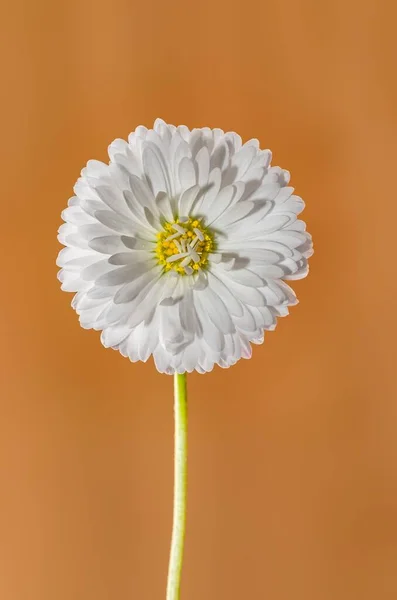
1,0,397,598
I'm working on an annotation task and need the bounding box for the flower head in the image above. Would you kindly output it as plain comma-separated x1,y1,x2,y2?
57,119,313,374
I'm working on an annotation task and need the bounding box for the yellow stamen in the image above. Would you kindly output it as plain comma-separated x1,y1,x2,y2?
154,216,215,276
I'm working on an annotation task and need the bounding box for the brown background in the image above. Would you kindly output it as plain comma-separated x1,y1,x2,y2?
1,0,397,598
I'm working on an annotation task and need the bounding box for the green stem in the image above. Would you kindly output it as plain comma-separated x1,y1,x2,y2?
166,373,188,600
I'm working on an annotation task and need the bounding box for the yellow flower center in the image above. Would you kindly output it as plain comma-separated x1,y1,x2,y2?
155,217,214,275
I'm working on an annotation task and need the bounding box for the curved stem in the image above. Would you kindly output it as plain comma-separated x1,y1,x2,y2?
167,373,188,600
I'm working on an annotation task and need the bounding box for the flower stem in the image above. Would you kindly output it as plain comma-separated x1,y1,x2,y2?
166,373,188,600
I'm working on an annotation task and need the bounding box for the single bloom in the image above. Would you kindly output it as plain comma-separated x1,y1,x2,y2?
57,119,313,374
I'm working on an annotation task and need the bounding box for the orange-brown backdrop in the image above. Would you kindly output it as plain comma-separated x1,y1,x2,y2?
1,0,397,599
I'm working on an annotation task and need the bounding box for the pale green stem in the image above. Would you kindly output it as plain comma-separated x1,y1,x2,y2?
166,373,188,600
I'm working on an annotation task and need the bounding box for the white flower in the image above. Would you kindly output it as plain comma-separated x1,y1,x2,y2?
57,119,313,374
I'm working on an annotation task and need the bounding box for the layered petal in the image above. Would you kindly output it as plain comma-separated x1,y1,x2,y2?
57,119,313,373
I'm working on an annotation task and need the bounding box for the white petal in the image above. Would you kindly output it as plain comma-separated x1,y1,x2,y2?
286,219,307,232
81,159,109,178
178,156,196,189
108,251,150,265
59,230,89,250
216,272,265,306
133,125,148,139
128,174,157,213
255,306,277,329
101,327,130,348
80,199,107,218
178,185,201,217
95,185,130,217
226,268,264,287
189,129,204,157
181,343,200,373
154,117,174,134
127,278,164,327
86,285,115,299
159,303,185,350
79,302,109,328
114,267,161,303
207,271,243,316
81,259,115,281
228,248,281,264
123,190,159,232
196,168,222,215
195,146,210,186
111,149,142,177
224,131,242,152
250,182,281,202
159,273,181,306
108,138,128,161
192,269,208,290
172,138,192,191
276,280,298,304
96,262,152,286
223,144,256,185
142,144,172,197
88,235,132,254
261,214,291,233
273,186,294,204
196,287,234,334
234,304,257,333
284,260,309,280
94,210,134,235
208,252,222,264
194,294,225,352
56,247,96,268
266,230,308,248
61,206,93,226
156,192,175,222
59,272,89,293
210,140,229,171
205,184,236,225
153,346,173,373
135,320,160,362
254,264,286,279
240,166,265,186
215,201,254,228
179,289,202,336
